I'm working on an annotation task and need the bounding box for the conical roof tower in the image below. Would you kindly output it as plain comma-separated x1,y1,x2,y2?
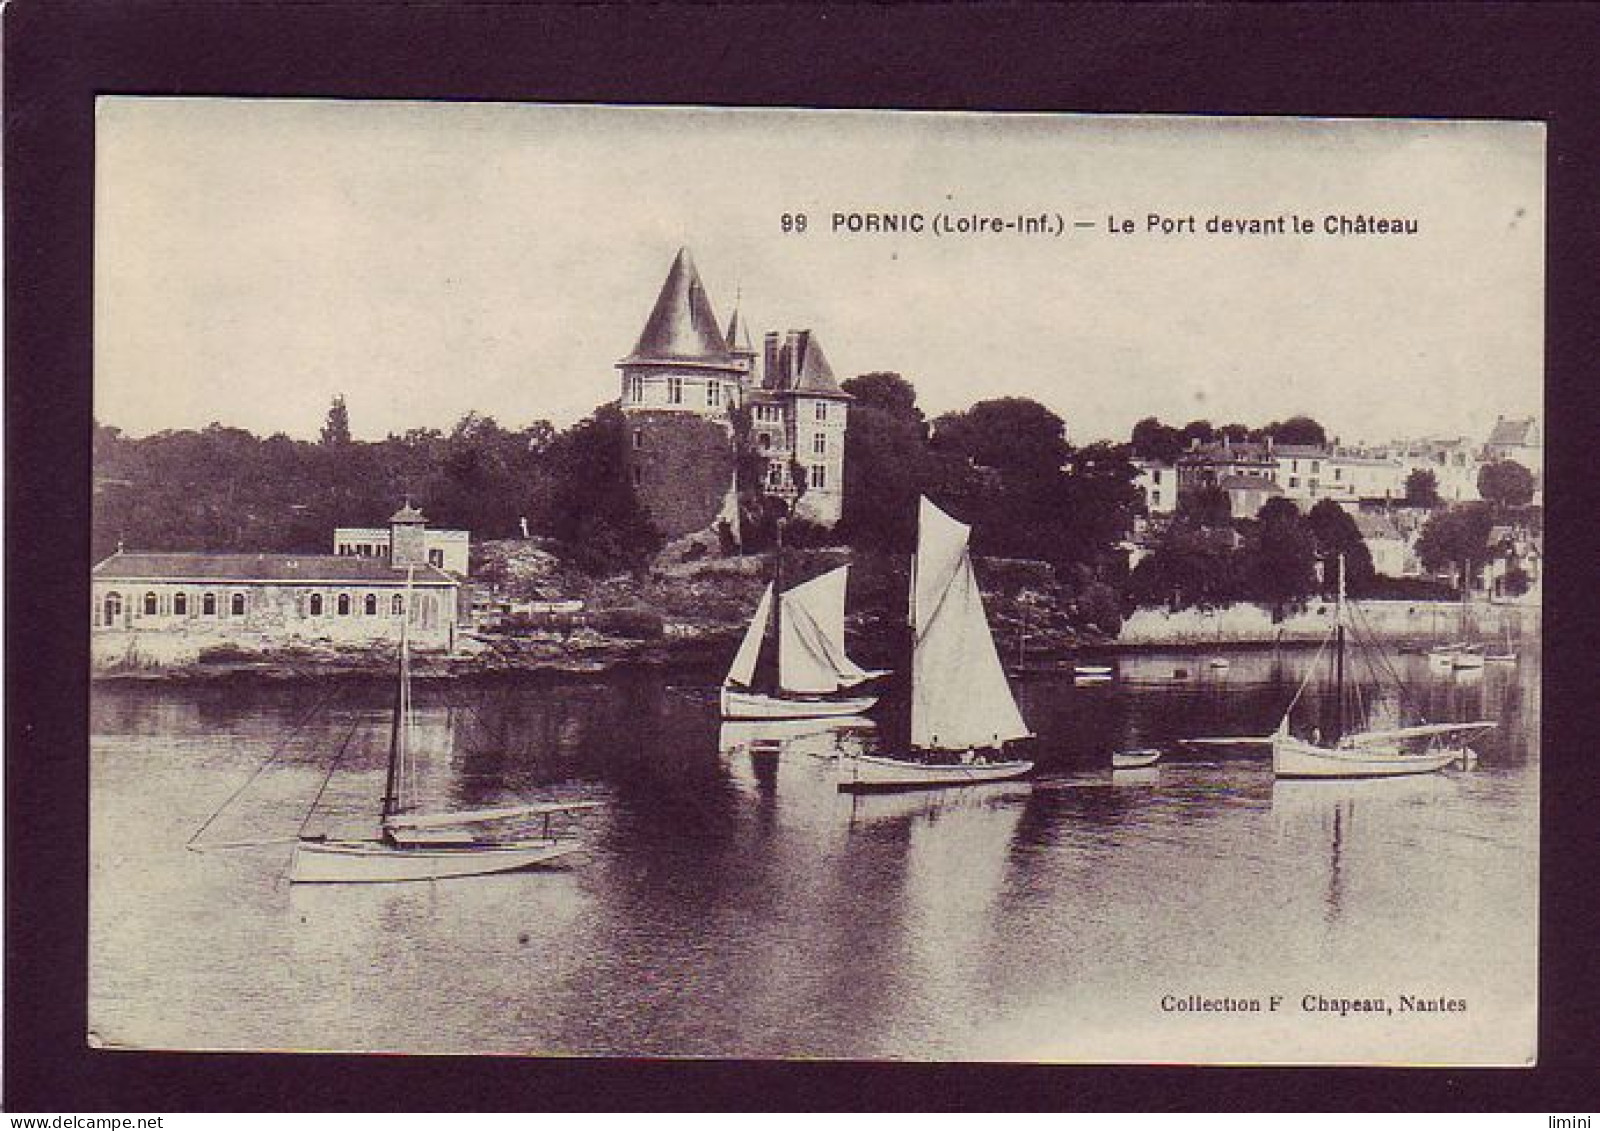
622,248,734,368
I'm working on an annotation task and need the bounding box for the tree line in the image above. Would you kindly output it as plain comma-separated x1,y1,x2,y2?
95,383,1535,617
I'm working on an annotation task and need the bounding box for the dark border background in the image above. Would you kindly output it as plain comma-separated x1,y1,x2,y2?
8,0,1600,1112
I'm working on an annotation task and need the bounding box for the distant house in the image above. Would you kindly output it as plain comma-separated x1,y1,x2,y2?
1132,459,1177,516
334,505,470,576
1351,511,1421,577
1215,473,1284,519
1483,415,1541,465
91,504,461,648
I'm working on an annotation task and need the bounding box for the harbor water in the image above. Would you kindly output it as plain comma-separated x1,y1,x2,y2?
90,644,1538,1063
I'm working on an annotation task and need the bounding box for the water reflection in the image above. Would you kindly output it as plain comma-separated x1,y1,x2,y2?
90,639,1538,1061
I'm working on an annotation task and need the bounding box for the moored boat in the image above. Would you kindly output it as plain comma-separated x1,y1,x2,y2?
288,571,599,884
1271,556,1496,781
1112,748,1162,769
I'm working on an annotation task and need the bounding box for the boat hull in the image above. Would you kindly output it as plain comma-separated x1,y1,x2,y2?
1112,750,1162,769
720,686,878,720
290,838,582,884
1272,735,1459,780
838,753,1033,792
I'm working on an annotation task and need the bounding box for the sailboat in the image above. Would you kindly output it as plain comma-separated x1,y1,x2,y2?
290,574,599,884
1272,556,1495,780
721,525,886,719
839,497,1035,792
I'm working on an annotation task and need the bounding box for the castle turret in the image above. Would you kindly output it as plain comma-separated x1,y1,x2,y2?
617,249,744,539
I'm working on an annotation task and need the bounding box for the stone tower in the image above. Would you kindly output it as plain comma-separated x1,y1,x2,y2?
616,248,743,540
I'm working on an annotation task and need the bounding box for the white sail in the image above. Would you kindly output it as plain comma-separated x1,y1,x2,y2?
911,498,1031,750
725,583,774,688
779,566,887,693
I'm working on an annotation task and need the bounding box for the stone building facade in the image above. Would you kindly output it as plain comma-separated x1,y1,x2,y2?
91,505,462,648
617,248,851,540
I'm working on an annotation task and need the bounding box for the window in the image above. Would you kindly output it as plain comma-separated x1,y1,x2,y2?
174,592,188,616
809,465,826,489
203,592,217,616
392,594,405,615
815,402,827,422
1151,491,1161,507
1311,461,1321,474
230,593,247,616
309,593,323,616
813,433,826,456
1334,467,1342,481
103,592,123,625
629,375,643,402
428,548,445,568
1289,476,1299,489
143,592,159,616
632,466,643,486
364,593,378,616
667,376,684,405
706,381,721,406
337,593,351,616
632,428,643,450
757,432,771,450
766,463,784,488
1154,470,1163,485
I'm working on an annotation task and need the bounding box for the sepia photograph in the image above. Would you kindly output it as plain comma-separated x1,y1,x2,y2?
88,99,1542,1065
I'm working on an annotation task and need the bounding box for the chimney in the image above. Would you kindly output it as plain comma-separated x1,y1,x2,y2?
783,330,803,385
763,332,780,388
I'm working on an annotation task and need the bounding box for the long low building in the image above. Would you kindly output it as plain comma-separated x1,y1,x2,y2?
91,505,462,648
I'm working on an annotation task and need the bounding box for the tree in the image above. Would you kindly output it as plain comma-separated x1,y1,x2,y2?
1404,468,1442,508
1126,520,1244,611
1177,483,1232,528
320,394,352,446
542,403,662,573
836,393,930,554
1416,502,1494,592
1269,415,1327,447
841,372,924,429
1477,459,1536,510
1305,498,1376,595
1178,419,1215,450
1130,416,1185,465
931,397,1070,481
1245,497,1319,620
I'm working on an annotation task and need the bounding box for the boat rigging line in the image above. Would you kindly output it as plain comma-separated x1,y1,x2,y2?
184,676,352,853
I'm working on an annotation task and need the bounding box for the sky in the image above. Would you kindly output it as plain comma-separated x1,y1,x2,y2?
96,99,1544,448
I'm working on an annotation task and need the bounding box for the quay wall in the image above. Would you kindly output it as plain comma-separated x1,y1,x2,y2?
1117,599,1538,647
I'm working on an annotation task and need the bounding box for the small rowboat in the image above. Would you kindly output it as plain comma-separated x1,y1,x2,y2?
1112,748,1162,770
1075,664,1114,677
1207,657,1230,670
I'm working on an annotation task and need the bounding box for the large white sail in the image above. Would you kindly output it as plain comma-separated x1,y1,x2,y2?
911,498,1031,750
779,566,887,694
725,582,774,688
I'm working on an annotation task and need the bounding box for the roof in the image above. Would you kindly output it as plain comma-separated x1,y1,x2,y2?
92,552,458,586
1352,513,1405,540
621,248,736,367
725,306,754,353
766,329,850,399
1487,416,1538,447
389,502,427,523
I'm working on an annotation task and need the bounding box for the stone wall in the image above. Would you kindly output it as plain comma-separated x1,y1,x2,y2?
1119,598,1538,646
625,410,738,539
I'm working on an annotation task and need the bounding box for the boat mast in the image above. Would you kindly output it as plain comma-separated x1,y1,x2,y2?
768,515,785,693
382,569,414,822
1333,553,1346,743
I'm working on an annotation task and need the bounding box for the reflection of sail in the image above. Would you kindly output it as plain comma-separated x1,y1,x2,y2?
726,583,774,687
778,567,886,693
911,499,1030,749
